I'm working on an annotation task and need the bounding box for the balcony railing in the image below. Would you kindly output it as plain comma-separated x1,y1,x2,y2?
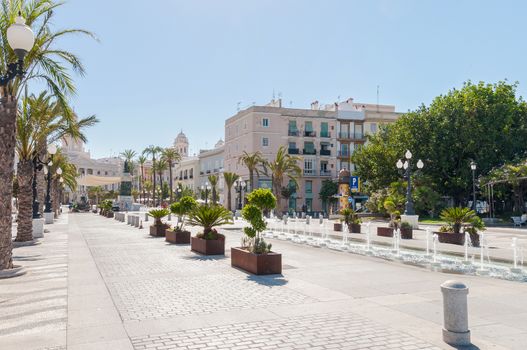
338,151,350,157
320,170,332,176
303,169,317,176
206,170,211,174
320,131,331,138
288,148,300,155
304,130,316,137
184,176,188,179
200,171,204,175
288,130,299,136
303,149,316,155
338,132,365,140
320,149,331,156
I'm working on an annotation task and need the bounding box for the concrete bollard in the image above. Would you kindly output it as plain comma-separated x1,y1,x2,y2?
135,216,139,227
441,280,470,346
145,212,149,222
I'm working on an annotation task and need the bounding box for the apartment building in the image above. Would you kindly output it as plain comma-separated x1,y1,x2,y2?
198,140,225,204
223,98,401,214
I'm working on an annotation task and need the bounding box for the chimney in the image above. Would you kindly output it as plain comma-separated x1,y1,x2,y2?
311,100,319,110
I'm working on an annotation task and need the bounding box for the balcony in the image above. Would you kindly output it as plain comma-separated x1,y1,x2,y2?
213,168,219,173
303,149,316,155
338,151,350,157
200,171,204,175
206,170,211,174
288,148,300,155
184,176,188,179
189,175,193,179
288,130,299,136
320,131,331,138
320,149,331,156
320,170,332,176
338,132,365,141
303,169,317,176
304,130,316,137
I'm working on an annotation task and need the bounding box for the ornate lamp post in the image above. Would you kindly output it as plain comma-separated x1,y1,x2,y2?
177,187,182,200
201,182,211,205
396,150,424,215
470,161,477,211
33,144,57,219
235,179,246,210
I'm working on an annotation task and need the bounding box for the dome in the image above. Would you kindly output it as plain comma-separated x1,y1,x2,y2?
214,138,224,148
175,130,188,144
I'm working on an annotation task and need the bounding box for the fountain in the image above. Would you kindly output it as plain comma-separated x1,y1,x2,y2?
430,234,442,269
511,237,523,274
364,222,373,255
424,227,432,258
462,232,472,265
476,233,489,275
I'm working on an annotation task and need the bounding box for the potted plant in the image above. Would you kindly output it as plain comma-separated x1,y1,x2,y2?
231,189,281,275
399,221,413,239
333,220,343,231
436,207,476,245
148,208,170,237
465,215,484,247
187,204,233,255
99,200,114,218
166,196,196,244
341,208,361,233
377,199,399,237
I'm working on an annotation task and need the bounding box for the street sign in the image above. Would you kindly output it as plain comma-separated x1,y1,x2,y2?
348,197,353,203
350,176,360,192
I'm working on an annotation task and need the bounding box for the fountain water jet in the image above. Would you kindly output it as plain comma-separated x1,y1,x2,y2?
476,233,489,275
511,237,523,273
462,232,472,265
430,234,441,269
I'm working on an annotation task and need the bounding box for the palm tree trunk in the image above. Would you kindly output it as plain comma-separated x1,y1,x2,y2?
37,140,46,215
0,96,17,270
227,186,232,211
152,158,157,207
249,169,254,192
141,166,145,205
16,160,34,242
169,161,173,203
52,179,59,218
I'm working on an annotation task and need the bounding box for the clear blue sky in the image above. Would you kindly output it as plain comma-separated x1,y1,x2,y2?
47,0,527,158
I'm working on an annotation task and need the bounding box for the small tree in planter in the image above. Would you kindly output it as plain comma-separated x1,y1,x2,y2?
231,189,281,275
399,221,413,239
99,199,113,218
148,208,170,237
377,199,399,237
438,207,484,246
187,204,233,255
166,196,197,244
341,208,361,233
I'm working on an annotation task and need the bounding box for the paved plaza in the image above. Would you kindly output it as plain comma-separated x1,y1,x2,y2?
2,212,527,349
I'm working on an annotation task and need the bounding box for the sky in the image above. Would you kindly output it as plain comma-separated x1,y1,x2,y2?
41,0,527,158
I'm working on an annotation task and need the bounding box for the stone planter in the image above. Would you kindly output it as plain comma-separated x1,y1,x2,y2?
191,236,225,255
436,232,465,245
105,212,114,218
377,226,394,237
231,247,282,275
349,223,361,233
150,224,168,237
166,229,190,244
400,228,413,239
333,222,343,232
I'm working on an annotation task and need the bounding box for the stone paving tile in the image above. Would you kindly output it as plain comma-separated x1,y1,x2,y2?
130,312,442,350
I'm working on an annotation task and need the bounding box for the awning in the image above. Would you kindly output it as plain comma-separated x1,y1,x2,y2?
77,175,122,186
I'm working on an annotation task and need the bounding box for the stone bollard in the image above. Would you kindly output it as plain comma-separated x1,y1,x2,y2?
145,212,149,222
135,216,139,227
441,280,470,346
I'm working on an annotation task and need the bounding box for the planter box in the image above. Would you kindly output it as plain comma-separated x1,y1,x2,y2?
166,229,190,244
377,226,394,237
191,236,225,255
400,228,413,239
150,224,168,237
333,223,343,232
231,247,282,275
436,232,464,245
349,223,361,233
105,212,114,218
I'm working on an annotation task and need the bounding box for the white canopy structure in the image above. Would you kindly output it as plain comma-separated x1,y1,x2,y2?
77,175,121,187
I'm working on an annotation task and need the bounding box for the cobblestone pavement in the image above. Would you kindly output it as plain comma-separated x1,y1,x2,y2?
131,312,441,350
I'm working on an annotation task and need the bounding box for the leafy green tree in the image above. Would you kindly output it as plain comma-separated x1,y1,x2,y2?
170,196,196,231
352,81,527,204
319,180,338,213
242,188,276,253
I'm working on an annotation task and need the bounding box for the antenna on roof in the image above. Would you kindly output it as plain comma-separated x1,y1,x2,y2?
376,85,380,112
237,102,241,111
272,88,275,100
278,92,282,99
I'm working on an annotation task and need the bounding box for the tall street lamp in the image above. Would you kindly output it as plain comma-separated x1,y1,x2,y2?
201,182,211,205
177,187,182,201
396,150,424,215
235,179,246,210
33,144,57,218
470,161,477,211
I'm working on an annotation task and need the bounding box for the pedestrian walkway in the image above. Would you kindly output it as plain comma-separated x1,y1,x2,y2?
2,211,527,349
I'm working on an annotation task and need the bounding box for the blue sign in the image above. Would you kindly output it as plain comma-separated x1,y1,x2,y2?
350,176,360,192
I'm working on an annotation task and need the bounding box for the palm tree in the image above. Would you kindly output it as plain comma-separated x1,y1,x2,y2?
161,147,181,203
137,155,147,204
0,1,96,270
264,146,301,215
50,148,76,217
15,92,97,242
155,159,168,202
223,172,239,211
143,145,162,206
238,151,265,192
120,149,136,174
208,174,219,204
143,180,153,206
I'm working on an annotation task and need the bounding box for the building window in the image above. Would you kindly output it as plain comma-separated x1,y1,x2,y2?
370,123,377,133
262,118,269,127
262,137,269,147
305,180,312,194
306,198,313,212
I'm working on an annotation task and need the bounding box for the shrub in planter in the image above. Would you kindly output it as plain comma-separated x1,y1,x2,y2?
99,199,113,217
377,199,399,237
187,204,233,255
436,207,484,246
232,189,281,275
399,221,413,239
341,208,361,233
166,196,197,244
148,208,170,237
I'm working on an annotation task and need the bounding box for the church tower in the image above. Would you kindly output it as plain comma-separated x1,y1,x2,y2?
174,130,189,158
